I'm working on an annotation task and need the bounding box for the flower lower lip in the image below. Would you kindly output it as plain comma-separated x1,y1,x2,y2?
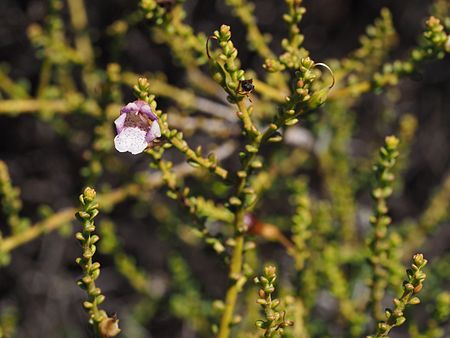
114,100,161,154
114,127,148,155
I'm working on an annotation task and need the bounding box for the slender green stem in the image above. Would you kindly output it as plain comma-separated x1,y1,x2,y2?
67,0,97,94
368,136,400,321
216,100,254,338
36,60,52,98
0,99,101,116
169,136,229,180
252,78,287,103
217,233,244,338
0,70,29,99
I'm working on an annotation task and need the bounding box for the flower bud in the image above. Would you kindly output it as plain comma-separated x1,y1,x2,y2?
99,314,121,337
264,265,277,279
412,253,425,267
413,283,423,293
385,136,399,150
83,187,97,202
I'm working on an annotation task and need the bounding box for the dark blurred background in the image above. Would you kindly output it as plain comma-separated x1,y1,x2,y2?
0,0,449,337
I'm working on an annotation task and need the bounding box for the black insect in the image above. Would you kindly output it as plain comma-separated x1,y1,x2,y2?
237,79,255,97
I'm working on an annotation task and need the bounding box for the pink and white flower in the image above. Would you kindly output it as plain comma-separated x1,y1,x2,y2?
114,100,161,154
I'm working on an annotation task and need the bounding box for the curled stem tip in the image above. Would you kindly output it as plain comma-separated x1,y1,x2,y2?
314,62,335,89
206,35,218,60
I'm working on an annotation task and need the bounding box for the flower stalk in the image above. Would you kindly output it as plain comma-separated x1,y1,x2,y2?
75,187,120,338
254,265,293,337
368,136,400,321
367,254,428,338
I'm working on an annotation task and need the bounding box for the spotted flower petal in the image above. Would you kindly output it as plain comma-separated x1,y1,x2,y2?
114,127,148,155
